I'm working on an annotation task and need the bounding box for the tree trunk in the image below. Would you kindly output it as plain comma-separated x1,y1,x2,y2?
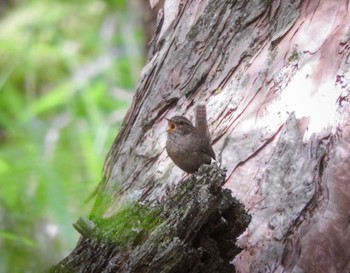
53,0,350,272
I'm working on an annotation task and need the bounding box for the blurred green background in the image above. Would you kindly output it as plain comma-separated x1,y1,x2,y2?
0,0,148,272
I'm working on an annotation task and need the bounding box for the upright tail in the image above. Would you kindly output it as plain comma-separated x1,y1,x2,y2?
195,104,212,143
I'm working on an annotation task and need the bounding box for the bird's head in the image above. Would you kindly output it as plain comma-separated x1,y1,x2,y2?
166,116,194,136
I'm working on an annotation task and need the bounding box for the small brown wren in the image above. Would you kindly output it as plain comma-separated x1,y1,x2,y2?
166,105,215,173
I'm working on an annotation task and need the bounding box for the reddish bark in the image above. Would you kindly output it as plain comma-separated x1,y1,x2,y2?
55,0,350,272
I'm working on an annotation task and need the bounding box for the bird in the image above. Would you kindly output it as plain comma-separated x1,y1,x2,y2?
165,105,215,173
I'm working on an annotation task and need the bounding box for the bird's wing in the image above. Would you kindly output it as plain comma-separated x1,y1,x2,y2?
198,137,216,160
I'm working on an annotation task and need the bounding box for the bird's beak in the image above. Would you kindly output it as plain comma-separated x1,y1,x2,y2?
166,119,176,132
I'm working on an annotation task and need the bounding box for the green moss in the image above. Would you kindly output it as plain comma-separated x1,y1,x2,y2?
89,202,163,246
90,189,114,219
288,48,300,62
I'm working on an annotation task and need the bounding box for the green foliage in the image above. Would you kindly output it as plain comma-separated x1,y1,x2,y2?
0,0,143,272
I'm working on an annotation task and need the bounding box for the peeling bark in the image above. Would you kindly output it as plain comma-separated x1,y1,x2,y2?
54,0,350,272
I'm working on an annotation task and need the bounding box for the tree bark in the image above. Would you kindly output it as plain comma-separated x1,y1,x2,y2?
53,164,250,273
53,0,350,272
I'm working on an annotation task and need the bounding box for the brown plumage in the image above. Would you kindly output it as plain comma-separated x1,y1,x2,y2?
165,111,215,173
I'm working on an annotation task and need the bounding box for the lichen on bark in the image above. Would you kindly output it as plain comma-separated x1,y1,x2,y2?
51,163,250,273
